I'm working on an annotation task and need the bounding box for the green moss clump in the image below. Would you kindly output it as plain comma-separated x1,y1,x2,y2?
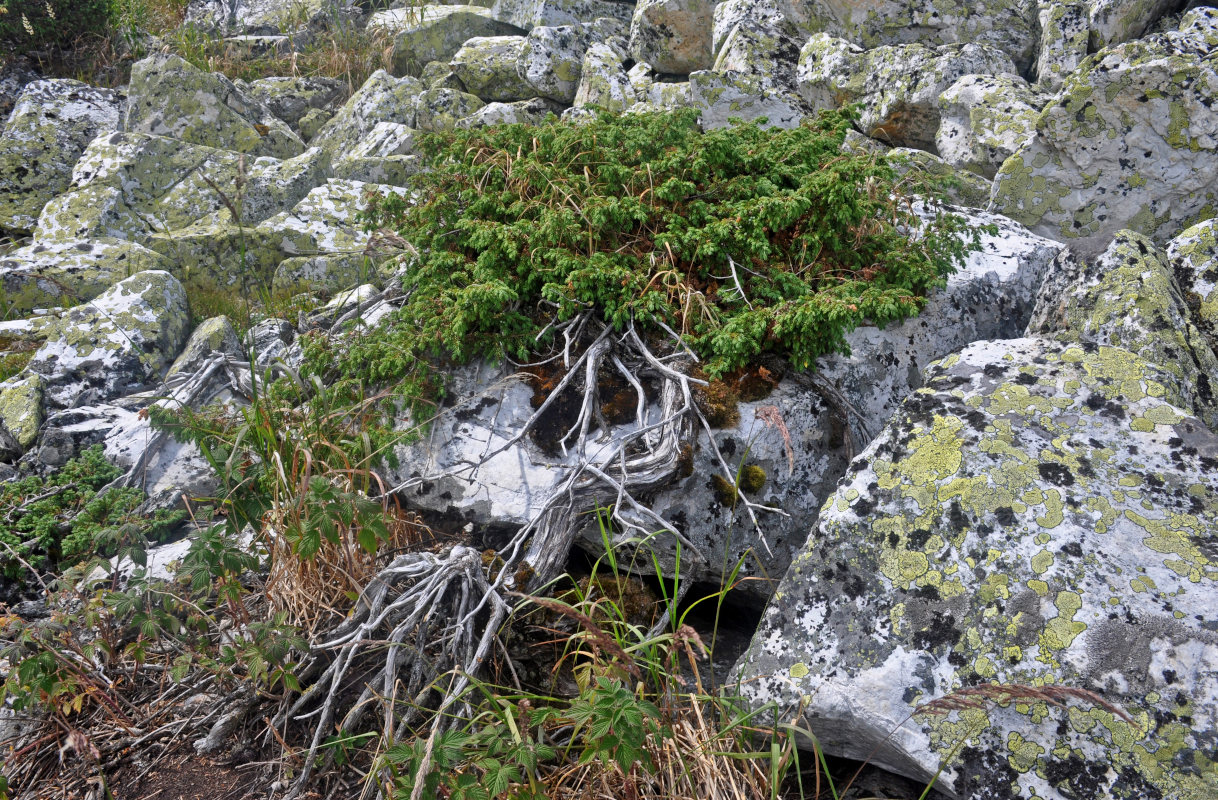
711,474,738,506
738,464,766,494
712,464,767,509
696,378,741,429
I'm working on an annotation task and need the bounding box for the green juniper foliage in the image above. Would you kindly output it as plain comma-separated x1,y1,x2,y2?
0,445,183,579
329,108,980,411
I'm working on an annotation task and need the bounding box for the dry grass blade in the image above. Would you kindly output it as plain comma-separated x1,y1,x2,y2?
541,698,774,800
510,591,642,681
914,682,1135,725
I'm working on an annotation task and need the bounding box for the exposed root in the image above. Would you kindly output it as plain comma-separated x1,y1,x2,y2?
272,545,509,799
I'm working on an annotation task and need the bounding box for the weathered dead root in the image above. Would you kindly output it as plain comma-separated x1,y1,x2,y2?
264,314,792,797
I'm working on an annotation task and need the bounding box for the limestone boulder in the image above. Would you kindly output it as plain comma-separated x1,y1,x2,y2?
797,35,1018,151
1167,217,1218,348
573,43,637,112
0,80,121,234
629,0,716,74
805,0,1040,75
1034,0,1090,91
1088,0,1182,50
184,0,335,32
886,148,994,208
26,271,191,410
0,374,43,454
458,97,564,127
490,0,634,29
167,316,244,378
711,6,804,94
413,88,486,131
0,238,172,314
689,70,806,130
369,6,524,74
293,70,424,156
451,36,535,101
625,64,692,111
936,74,1048,178
734,330,1218,800
124,54,304,159
254,179,409,263
518,24,594,103
1027,230,1218,431
245,75,345,129
991,10,1218,259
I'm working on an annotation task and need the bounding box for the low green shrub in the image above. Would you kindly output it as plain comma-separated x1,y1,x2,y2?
0,445,183,579
321,108,980,416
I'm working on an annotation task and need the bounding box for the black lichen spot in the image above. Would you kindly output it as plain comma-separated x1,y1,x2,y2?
994,506,1016,526
948,499,969,532
1059,541,1083,559
913,611,960,651
1038,462,1075,486
957,747,1021,799
1044,754,1110,799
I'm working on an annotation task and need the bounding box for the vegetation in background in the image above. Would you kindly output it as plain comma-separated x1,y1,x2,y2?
0,0,388,91
326,108,981,418
0,445,183,580
0,0,115,53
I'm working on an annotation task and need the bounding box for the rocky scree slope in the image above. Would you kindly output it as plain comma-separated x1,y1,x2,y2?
0,0,1217,798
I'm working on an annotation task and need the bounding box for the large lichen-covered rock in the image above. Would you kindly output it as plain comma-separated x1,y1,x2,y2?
167,315,243,377
885,148,994,208
991,9,1218,259
244,75,345,129
156,146,331,227
123,54,304,159
787,0,1040,75
1027,230,1218,431
733,334,1218,800
309,70,424,156
629,0,717,74
1035,0,1090,91
369,6,524,75
329,121,421,184
573,43,637,112
254,179,409,262
1088,0,1182,50
1167,217,1218,348
936,74,1047,179
0,374,43,453
272,253,370,294
0,79,121,234
711,6,804,94
518,24,595,103
450,36,535,101
457,97,564,128
0,238,172,314
797,35,1018,151
26,271,190,409
689,70,806,129
625,63,692,111
30,133,328,292
490,0,634,30
413,87,486,132
184,0,332,32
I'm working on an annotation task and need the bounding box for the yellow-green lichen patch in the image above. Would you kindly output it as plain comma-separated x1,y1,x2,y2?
733,332,1218,800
